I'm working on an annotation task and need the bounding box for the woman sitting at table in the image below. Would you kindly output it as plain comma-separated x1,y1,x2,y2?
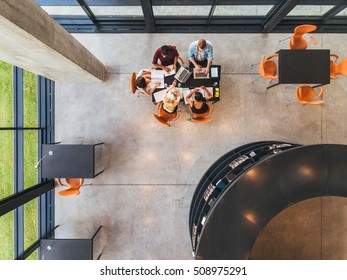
135,69,161,96
185,86,213,114
162,82,181,113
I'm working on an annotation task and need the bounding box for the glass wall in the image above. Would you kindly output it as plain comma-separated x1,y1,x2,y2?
0,62,14,200
34,0,347,33
0,211,14,260
0,61,55,260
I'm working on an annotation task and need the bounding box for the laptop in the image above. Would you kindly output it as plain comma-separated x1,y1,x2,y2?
193,68,210,79
174,67,192,83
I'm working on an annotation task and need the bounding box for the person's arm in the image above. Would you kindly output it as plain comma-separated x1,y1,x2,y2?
186,89,198,107
139,89,149,97
173,56,179,72
205,60,213,75
201,86,213,101
205,43,214,74
150,82,161,93
172,47,179,72
191,57,202,71
153,63,170,73
142,69,152,75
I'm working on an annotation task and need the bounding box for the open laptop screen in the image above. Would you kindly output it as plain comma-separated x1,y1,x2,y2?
193,68,210,79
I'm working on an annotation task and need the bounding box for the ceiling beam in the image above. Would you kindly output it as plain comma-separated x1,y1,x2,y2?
262,0,300,33
76,0,97,24
322,3,347,22
140,0,155,32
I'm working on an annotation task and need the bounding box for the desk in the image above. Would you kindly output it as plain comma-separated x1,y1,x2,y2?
152,65,221,103
40,226,103,260
268,49,330,89
42,143,103,179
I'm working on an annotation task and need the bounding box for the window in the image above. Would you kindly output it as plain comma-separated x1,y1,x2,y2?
0,211,14,260
153,6,211,16
91,6,144,17
287,5,334,16
0,61,55,259
40,6,86,16
213,5,273,16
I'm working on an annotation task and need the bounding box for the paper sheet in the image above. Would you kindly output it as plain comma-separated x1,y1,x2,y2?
150,70,165,89
163,65,176,77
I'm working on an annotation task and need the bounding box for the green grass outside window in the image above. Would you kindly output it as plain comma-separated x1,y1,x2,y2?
0,62,39,260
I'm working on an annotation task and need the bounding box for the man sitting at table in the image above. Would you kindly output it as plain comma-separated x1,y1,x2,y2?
152,45,180,74
188,39,213,75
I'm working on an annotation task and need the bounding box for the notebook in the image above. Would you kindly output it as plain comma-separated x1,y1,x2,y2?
163,65,176,77
150,70,165,88
174,67,192,83
193,68,210,79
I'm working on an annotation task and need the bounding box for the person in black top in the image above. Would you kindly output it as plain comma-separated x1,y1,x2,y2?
185,86,213,114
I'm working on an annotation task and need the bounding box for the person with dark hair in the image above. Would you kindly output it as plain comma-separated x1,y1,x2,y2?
188,39,214,75
185,86,213,114
135,69,160,96
152,45,180,73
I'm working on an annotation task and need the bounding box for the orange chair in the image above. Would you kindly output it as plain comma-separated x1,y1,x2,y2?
56,178,84,196
330,53,339,80
152,101,180,127
257,54,278,80
289,24,317,50
189,103,214,123
296,85,324,105
130,72,137,94
330,55,347,80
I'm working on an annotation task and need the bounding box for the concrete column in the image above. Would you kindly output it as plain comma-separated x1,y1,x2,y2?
0,0,105,82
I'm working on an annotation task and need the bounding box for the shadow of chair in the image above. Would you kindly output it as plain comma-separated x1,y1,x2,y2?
296,85,324,105
330,55,347,80
152,101,180,127
289,24,317,50
56,178,85,196
130,72,137,94
189,103,215,123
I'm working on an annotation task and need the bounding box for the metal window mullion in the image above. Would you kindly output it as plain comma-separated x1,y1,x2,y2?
13,66,24,260
48,80,55,235
38,76,45,244
140,0,156,32
48,80,55,143
262,0,301,33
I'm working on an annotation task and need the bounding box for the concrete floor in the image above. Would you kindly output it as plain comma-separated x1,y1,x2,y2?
54,33,347,260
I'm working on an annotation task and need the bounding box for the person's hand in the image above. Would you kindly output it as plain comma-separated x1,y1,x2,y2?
155,81,161,87
173,64,177,73
171,80,177,87
200,85,206,90
196,65,202,72
204,67,210,75
164,66,171,73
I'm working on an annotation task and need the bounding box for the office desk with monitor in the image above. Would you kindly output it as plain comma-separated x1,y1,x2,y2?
152,65,221,104
267,49,330,89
